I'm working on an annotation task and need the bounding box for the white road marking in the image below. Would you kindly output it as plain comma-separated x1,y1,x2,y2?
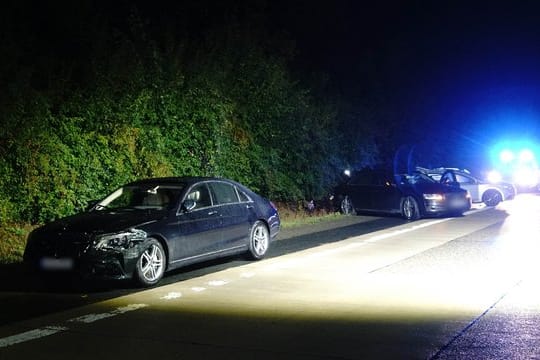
364,218,449,243
160,292,182,300
240,271,256,278
264,219,451,271
0,326,68,348
0,304,148,348
69,304,148,323
208,280,228,286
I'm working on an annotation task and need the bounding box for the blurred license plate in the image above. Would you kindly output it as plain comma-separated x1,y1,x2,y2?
40,257,74,271
450,199,466,207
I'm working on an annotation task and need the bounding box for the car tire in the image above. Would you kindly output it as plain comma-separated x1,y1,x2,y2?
247,221,270,260
134,238,166,287
340,196,355,215
482,190,502,207
401,196,420,221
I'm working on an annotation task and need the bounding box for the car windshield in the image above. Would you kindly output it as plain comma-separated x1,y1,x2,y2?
399,172,437,185
96,184,186,210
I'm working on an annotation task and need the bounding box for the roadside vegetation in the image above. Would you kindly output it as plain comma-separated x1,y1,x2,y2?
0,2,358,227
0,2,409,264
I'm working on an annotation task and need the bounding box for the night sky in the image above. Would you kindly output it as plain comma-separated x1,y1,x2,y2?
277,1,540,168
6,0,540,170
301,2,540,105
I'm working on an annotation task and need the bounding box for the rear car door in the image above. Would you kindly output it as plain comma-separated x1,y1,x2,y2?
369,172,402,212
345,170,375,211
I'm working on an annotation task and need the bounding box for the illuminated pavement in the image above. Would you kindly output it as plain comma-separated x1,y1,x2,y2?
1,194,540,359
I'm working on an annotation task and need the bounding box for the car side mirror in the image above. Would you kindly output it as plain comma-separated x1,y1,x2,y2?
86,200,99,211
182,199,197,212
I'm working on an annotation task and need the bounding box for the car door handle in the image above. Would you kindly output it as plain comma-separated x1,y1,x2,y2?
207,211,218,216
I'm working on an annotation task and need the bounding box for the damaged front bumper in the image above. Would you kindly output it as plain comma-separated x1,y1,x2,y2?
24,229,149,281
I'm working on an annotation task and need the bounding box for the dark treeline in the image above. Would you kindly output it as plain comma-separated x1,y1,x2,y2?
0,0,413,225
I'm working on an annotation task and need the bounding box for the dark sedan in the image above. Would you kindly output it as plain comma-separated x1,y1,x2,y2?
338,168,471,220
24,177,280,287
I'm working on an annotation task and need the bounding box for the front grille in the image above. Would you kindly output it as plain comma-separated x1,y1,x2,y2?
35,232,92,258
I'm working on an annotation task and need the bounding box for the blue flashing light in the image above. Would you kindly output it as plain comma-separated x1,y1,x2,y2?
490,140,540,189
499,149,514,163
519,149,535,162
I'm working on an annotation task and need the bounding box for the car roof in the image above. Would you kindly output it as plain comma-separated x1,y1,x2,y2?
126,177,232,186
430,167,471,174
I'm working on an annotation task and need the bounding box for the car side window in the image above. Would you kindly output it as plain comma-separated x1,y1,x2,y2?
186,184,212,210
350,170,374,185
238,189,251,203
441,172,456,184
456,174,473,184
209,182,240,204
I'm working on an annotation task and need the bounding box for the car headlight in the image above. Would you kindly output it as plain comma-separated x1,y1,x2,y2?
423,193,444,201
94,229,147,250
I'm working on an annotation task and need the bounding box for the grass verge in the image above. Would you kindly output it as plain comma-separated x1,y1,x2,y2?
280,212,344,228
0,223,34,265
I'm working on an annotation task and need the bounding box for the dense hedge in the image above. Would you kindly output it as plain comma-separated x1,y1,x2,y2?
0,2,361,225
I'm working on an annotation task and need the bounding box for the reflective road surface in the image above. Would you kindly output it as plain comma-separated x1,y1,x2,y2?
1,194,540,359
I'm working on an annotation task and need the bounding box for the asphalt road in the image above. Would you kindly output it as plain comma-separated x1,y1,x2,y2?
1,194,540,359
0,213,406,325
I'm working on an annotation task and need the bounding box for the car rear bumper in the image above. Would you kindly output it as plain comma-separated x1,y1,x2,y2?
423,197,471,215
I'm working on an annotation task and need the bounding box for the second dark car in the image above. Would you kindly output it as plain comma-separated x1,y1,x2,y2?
338,168,471,220
24,177,280,287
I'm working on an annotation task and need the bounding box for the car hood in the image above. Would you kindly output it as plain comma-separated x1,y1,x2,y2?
38,209,165,235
